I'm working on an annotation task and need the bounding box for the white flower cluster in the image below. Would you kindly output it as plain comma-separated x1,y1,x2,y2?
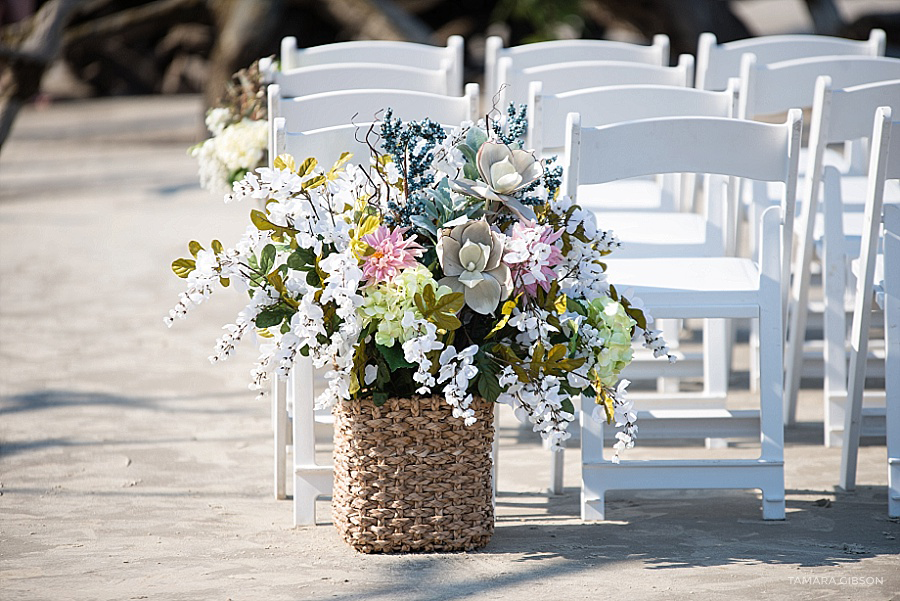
401,315,444,394
497,367,573,450
508,306,559,344
550,195,618,302
591,379,637,463
436,345,480,425
193,117,268,196
316,250,364,408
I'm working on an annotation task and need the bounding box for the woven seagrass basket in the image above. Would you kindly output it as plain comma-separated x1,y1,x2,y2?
332,395,494,553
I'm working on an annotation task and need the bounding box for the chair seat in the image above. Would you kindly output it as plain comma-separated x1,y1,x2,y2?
603,256,761,318
596,212,714,258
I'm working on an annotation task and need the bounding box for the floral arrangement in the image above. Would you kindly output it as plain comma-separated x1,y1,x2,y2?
168,105,672,459
191,60,272,196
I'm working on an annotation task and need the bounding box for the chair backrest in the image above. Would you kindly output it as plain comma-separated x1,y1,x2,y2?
696,29,885,91
527,79,738,153
798,78,900,249
498,54,693,109
274,119,382,169
271,62,454,98
484,34,669,104
563,110,802,309
738,54,900,120
268,83,480,133
279,35,464,96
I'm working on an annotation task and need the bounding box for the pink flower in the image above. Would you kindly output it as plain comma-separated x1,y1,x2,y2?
361,226,424,284
503,221,564,297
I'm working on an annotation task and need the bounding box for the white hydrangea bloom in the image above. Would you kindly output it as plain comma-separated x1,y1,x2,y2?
216,119,268,174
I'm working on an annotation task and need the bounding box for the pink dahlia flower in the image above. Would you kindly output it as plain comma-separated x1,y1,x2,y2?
361,226,424,284
503,221,564,297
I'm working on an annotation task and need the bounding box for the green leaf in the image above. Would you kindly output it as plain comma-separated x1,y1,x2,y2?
465,127,487,150
250,209,298,238
211,239,224,254
377,343,415,371
297,157,317,176
171,258,196,278
414,288,464,332
256,305,290,329
286,247,316,271
260,244,276,274
188,240,203,258
475,354,502,404
273,154,296,172
373,391,389,406
303,174,326,190
560,397,575,415
457,142,478,167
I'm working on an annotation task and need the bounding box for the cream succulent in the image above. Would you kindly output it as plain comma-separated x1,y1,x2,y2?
450,141,542,221
437,219,511,314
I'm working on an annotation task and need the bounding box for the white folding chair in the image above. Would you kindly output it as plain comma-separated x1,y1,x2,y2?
839,107,899,518
278,35,464,96
696,29,885,91
527,82,741,491
737,54,900,394
564,110,802,520
485,34,669,109
271,89,481,523
784,78,900,442
497,54,693,110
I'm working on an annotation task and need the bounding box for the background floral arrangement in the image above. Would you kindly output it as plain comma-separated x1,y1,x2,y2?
169,105,672,459
191,60,272,196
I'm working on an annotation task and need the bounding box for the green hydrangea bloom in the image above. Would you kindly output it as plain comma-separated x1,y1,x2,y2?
360,264,452,347
587,296,637,387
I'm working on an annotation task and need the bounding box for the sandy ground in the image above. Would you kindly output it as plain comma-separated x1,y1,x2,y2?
1,95,899,601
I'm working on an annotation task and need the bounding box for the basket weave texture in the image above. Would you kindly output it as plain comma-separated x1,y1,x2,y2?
332,395,494,553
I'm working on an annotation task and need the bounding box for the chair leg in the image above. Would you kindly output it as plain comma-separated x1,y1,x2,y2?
581,487,606,521
274,376,287,500
822,255,849,447
883,205,900,516
656,318,681,393
293,475,319,526
704,318,729,448
291,357,331,526
492,404,499,502
822,175,849,446
580,395,606,521
549,440,565,495
784,279,810,427
757,206,786,520
840,281,875,489
761,486,786,520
